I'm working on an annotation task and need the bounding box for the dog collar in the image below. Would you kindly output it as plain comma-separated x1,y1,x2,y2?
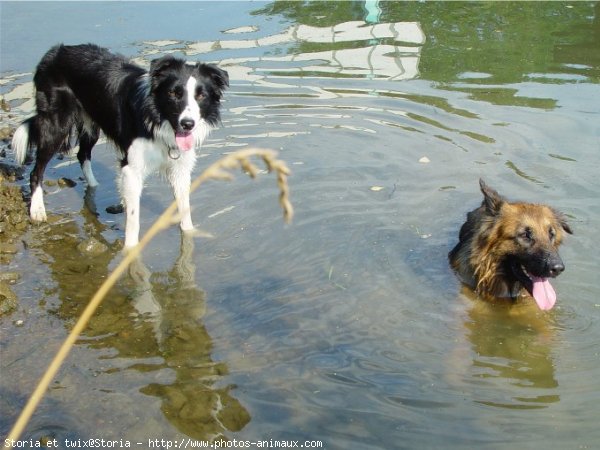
168,147,181,160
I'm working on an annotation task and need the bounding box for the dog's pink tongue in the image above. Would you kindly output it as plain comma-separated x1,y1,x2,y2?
531,277,557,310
175,132,194,151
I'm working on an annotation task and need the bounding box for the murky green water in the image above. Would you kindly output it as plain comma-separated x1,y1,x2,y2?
1,2,599,449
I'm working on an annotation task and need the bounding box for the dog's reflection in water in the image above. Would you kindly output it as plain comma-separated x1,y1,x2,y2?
22,214,248,442
446,286,560,410
128,233,250,440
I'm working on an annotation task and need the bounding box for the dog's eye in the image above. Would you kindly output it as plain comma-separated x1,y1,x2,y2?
195,88,204,100
168,88,183,100
519,227,534,243
549,227,556,241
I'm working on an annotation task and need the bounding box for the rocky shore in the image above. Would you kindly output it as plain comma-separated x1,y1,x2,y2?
0,118,28,315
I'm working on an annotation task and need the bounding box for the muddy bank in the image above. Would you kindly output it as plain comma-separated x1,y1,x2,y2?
0,124,28,315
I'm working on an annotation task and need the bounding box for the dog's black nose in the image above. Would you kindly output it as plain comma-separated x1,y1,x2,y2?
180,118,195,131
549,262,565,277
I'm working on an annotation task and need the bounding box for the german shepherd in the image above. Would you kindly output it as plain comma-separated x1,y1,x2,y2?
449,179,572,310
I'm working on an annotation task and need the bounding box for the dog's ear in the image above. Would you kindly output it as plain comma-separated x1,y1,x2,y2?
149,55,180,89
552,208,573,235
199,64,229,94
479,178,505,216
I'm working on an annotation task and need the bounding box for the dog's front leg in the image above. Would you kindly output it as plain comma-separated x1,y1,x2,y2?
120,165,143,248
168,168,194,232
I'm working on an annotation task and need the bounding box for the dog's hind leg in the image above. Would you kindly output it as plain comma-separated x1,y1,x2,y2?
21,114,68,222
29,141,56,222
77,124,100,188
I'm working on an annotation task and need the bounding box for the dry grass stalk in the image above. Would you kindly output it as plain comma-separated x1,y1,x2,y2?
5,147,292,445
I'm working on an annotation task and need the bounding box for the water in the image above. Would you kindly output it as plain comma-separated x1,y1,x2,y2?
1,2,599,449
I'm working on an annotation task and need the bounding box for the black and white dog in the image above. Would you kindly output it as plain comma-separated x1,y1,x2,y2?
12,43,228,248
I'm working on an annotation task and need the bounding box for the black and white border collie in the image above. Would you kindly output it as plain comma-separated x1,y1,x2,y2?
12,43,229,249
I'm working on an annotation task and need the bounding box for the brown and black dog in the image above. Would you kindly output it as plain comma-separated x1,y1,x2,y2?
449,179,572,310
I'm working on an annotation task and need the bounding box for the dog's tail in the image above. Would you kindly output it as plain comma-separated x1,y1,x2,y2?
12,117,36,165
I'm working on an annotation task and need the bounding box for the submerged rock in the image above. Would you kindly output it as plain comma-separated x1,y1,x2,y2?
0,282,17,315
0,160,28,315
0,97,10,112
58,177,77,188
0,242,18,254
106,204,124,214
0,182,27,236
0,162,24,182
77,237,109,256
0,127,12,140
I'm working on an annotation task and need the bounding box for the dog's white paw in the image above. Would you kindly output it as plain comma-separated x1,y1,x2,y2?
82,161,100,187
30,186,47,222
30,205,47,222
182,226,213,239
180,221,195,232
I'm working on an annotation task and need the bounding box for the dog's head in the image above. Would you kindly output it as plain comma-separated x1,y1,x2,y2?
149,55,229,151
477,179,572,310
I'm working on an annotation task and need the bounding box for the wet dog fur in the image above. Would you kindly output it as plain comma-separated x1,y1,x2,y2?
449,179,572,310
